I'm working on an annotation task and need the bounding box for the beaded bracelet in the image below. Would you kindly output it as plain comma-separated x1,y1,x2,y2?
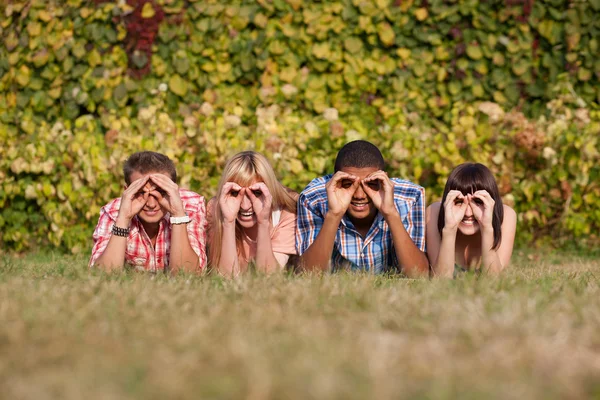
111,224,130,237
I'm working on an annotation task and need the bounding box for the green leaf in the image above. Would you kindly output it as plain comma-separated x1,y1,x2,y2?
344,37,363,54
169,74,188,96
466,44,483,60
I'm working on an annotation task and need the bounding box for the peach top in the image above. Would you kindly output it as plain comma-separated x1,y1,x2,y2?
207,199,297,269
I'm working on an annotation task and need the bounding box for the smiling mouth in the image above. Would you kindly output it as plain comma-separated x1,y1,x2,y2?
350,201,369,210
461,218,477,226
239,211,254,218
144,209,159,216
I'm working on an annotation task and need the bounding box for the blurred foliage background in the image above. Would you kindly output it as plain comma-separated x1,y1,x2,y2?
0,0,599,253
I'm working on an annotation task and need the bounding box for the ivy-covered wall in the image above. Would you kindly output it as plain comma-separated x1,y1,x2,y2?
1,0,599,252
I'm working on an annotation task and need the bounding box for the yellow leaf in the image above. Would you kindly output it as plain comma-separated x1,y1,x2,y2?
288,159,303,174
414,8,428,21
16,65,31,87
377,22,395,47
396,48,411,60
141,2,155,19
79,8,93,19
38,10,52,22
27,21,42,36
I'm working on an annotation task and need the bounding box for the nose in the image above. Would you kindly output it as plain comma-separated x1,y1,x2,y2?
240,194,252,210
146,195,158,208
464,204,473,216
353,184,366,199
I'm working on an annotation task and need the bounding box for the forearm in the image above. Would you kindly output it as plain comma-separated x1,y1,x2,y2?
299,213,342,272
480,228,503,275
94,237,127,271
431,228,458,278
386,213,429,278
254,223,280,273
94,217,130,271
169,224,200,274
215,222,241,277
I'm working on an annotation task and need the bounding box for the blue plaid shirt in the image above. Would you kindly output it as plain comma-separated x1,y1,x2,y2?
296,174,426,274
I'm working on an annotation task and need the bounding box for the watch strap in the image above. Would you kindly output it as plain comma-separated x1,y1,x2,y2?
170,215,191,224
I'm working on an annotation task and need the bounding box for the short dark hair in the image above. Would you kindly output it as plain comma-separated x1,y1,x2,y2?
334,140,385,172
123,151,177,185
437,163,504,249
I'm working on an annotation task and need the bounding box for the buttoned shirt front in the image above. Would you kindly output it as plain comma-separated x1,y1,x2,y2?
296,175,425,274
89,189,207,272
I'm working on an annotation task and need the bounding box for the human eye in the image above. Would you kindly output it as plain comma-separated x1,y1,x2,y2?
367,181,380,190
341,179,354,189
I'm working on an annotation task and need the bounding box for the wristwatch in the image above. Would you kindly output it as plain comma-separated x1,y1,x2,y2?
170,214,191,225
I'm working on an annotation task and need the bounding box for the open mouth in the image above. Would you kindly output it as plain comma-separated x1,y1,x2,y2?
461,218,477,226
238,210,254,218
350,201,369,211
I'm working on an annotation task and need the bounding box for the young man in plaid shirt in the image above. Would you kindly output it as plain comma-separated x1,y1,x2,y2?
296,140,428,276
90,151,207,273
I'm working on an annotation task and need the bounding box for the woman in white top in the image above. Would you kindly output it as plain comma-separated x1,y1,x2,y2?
207,151,298,277
426,163,517,278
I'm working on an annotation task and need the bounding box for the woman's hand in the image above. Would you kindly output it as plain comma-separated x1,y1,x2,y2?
469,190,495,231
219,182,245,223
246,182,272,225
443,190,467,232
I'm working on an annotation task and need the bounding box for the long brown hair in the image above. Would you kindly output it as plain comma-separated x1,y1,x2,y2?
437,163,504,249
207,151,297,267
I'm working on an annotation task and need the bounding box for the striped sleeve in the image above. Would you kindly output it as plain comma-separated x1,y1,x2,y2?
295,191,325,256
180,190,208,270
408,186,426,252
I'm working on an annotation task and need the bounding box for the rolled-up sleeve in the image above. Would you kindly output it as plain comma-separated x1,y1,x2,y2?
295,193,324,256
89,206,115,268
185,194,208,270
408,187,426,252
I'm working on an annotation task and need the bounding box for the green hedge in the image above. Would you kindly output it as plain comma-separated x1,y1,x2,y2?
0,0,599,252
1,0,598,124
1,87,599,252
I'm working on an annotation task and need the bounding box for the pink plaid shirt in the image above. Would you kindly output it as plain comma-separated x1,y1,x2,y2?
89,189,207,272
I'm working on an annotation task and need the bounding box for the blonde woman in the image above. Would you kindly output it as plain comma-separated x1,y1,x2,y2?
207,151,298,276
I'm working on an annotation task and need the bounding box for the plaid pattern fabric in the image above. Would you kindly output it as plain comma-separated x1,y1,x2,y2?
296,174,425,274
90,189,207,272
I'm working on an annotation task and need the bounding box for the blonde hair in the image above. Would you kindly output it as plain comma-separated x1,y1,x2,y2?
208,151,297,268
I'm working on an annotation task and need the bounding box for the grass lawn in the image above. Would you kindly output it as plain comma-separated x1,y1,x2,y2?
0,249,599,400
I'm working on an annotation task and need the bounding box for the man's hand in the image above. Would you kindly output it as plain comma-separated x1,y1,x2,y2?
246,182,272,225
361,170,397,218
219,182,245,223
148,174,186,217
469,190,495,231
443,190,468,232
326,172,360,217
117,175,151,223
